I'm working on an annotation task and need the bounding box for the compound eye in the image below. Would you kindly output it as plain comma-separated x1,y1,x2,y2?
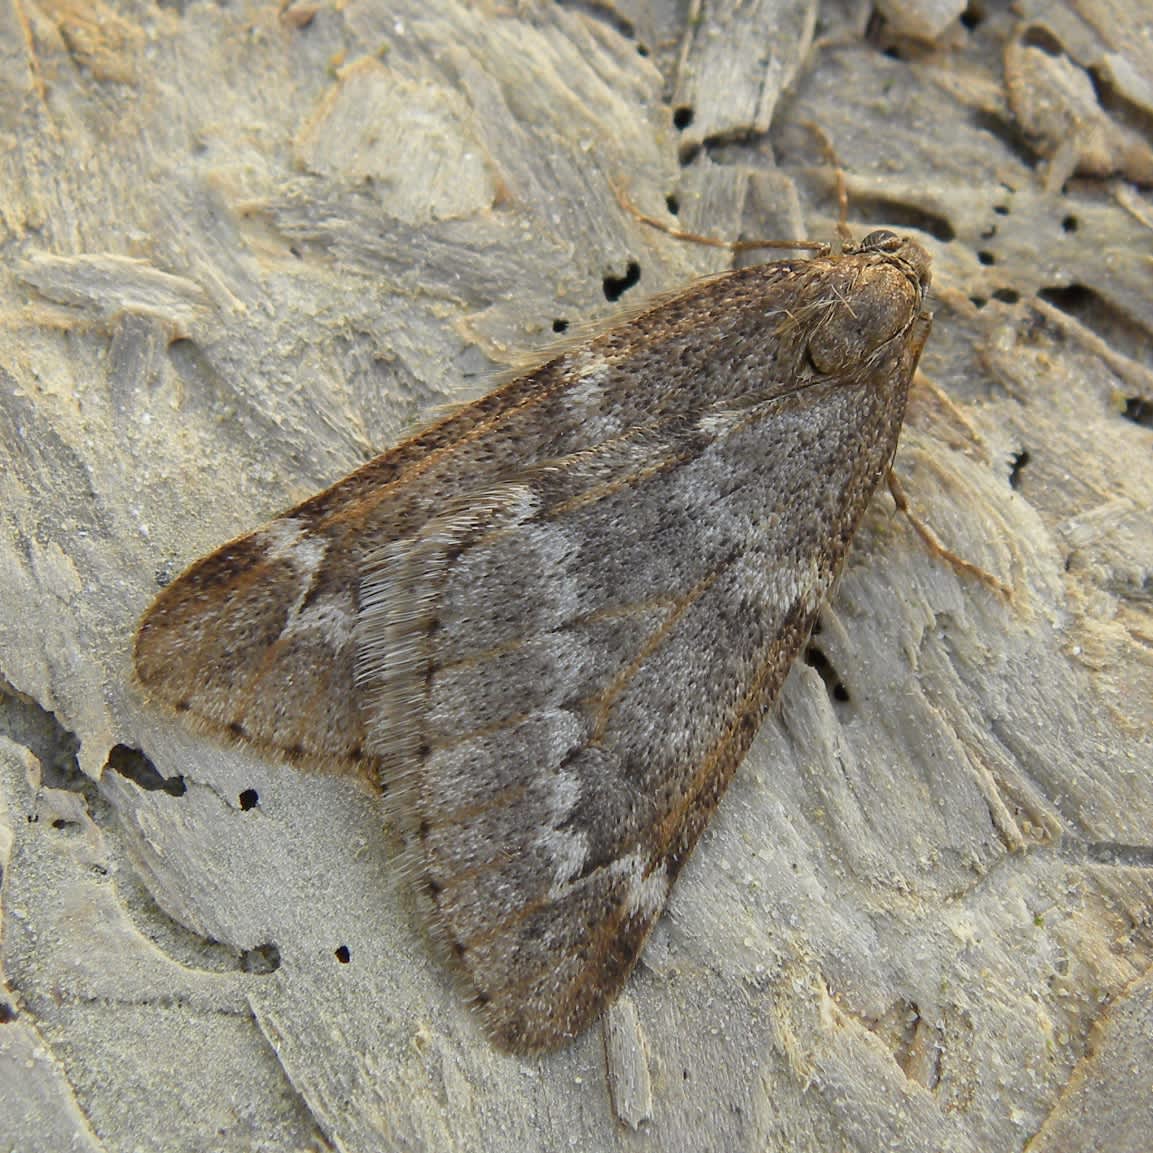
857,229,902,254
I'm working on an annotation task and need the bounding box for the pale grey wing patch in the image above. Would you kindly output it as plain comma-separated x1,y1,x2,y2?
420,711,590,934
429,516,583,663
424,630,597,735
355,484,546,773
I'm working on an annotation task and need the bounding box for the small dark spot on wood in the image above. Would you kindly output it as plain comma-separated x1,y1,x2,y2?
419,818,431,839
678,141,701,166
992,288,1020,304
552,318,569,333
970,296,988,309
994,204,1009,216
603,261,641,303
804,645,828,671
0,1002,16,1023
238,788,259,811
665,193,679,215
977,250,995,266
1009,450,1030,489
228,721,247,738
803,646,850,704
1122,396,1153,428
335,945,351,964
960,3,984,30
672,106,693,130
1062,215,1079,233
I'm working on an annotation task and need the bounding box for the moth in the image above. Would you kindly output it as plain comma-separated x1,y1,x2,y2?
134,229,932,1052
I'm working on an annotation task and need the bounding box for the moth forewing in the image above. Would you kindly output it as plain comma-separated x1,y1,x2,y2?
134,232,933,1053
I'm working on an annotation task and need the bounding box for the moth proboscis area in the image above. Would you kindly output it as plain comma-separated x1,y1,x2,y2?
134,227,933,1053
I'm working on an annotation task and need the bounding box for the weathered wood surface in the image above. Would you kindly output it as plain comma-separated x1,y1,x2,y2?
2,1,1151,1151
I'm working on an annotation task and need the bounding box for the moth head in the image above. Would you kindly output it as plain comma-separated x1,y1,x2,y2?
806,232,932,376
853,229,932,293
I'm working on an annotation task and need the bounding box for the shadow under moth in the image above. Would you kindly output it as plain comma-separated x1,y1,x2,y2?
134,229,932,1053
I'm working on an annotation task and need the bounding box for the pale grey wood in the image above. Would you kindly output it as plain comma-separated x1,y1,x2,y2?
1,1,1151,1152
671,0,818,153
604,996,654,1129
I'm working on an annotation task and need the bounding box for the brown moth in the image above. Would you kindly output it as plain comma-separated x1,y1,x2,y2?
134,229,932,1052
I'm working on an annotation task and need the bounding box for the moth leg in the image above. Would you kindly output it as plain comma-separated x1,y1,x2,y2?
886,471,1013,598
912,372,986,447
610,180,829,256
